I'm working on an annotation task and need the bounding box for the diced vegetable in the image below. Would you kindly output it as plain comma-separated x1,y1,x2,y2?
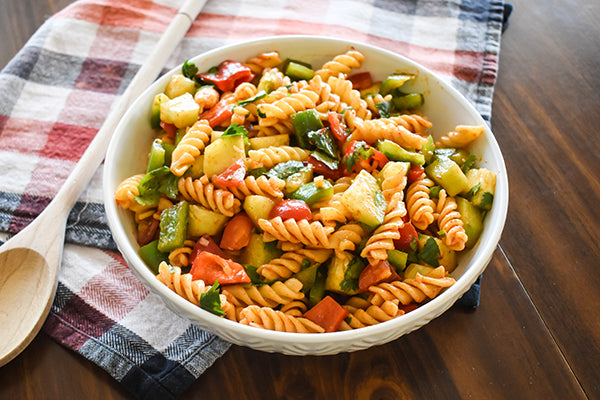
456,196,483,248
243,195,276,226
160,93,200,129
327,112,348,143
240,233,282,267
387,249,408,273
146,139,167,172
269,199,312,221
190,251,250,285
341,170,387,229
138,240,169,274
164,74,197,98
199,98,233,128
403,263,434,279
289,180,333,206
189,234,226,264
308,265,327,307
213,159,246,188
376,139,425,165
135,166,179,206
392,93,424,111
379,73,414,96
393,222,418,252
294,264,319,293
285,61,315,81
158,201,189,253
343,140,388,173
291,110,323,149
325,255,365,295
303,296,348,332
421,135,435,164
220,212,253,250
425,157,470,196
284,167,314,195
151,93,169,129
198,60,254,92
465,168,496,210
407,164,425,183
203,132,245,177
347,72,373,90
358,260,398,292
187,204,229,237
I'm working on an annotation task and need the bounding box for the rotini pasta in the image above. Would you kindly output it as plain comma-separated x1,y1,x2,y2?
115,48,495,334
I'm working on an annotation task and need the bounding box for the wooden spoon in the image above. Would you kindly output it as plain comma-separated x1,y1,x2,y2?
0,0,207,367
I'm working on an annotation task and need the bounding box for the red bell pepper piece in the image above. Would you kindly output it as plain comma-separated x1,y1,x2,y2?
327,112,348,143
198,60,255,92
347,72,373,90
189,235,226,264
160,121,177,138
407,164,425,183
199,98,233,128
213,159,246,187
307,155,343,181
393,222,418,252
342,140,389,173
191,251,250,285
269,199,312,221
220,212,254,251
358,260,399,292
303,295,348,332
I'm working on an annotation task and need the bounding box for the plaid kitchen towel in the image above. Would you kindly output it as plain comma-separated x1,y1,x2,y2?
0,0,507,398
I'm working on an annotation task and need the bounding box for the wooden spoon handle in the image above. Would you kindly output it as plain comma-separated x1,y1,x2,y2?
52,0,208,212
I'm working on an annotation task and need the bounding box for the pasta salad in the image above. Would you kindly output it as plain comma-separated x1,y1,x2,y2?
114,49,496,333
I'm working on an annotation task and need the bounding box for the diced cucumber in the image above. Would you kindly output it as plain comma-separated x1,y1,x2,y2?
202,133,245,177
403,263,434,279
456,197,483,248
465,168,496,211
187,204,229,237
309,266,327,307
240,232,282,267
421,135,435,164
325,255,364,295
147,139,167,172
434,148,471,167
341,170,387,229
376,139,425,165
425,157,470,196
183,154,204,179
284,167,313,195
284,60,315,81
392,93,424,111
243,195,276,227
151,93,169,129
164,74,197,99
379,73,414,96
360,82,382,98
387,249,408,273
294,264,319,293
160,93,200,129
417,233,457,272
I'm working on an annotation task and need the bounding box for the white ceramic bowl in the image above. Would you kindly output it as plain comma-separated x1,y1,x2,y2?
103,35,508,355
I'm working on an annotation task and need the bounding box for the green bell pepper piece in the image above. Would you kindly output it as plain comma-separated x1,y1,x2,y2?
158,201,189,253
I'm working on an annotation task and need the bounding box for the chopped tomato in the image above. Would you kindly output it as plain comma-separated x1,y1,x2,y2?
160,121,177,138
198,60,254,92
358,260,398,292
407,164,425,183
347,72,373,90
191,251,250,285
327,112,348,143
213,159,246,187
307,155,343,180
303,296,348,333
199,98,233,128
394,222,418,252
220,212,253,251
269,199,312,221
189,235,226,264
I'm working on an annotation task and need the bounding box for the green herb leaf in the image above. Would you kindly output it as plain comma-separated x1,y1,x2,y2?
343,141,374,172
479,192,494,208
221,123,248,138
418,237,440,267
182,60,199,80
247,166,268,178
462,153,477,173
257,108,267,119
237,90,267,106
266,160,307,180
199,281,226,317
135,166,179,206
340,257,367,293
307,128,339,159
375,100,393,118
467,183,481,197
310,150,339,171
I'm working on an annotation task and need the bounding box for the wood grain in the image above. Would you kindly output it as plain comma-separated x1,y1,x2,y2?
1,0,599,398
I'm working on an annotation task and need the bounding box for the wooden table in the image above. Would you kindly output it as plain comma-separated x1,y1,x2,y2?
1,0,598,398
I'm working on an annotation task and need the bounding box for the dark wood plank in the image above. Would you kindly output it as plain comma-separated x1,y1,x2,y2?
491,0,600,397
0,0,74,69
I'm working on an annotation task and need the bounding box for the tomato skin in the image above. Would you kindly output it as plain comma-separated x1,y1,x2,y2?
190,251,250,285
189,235,226,264
307,155,343,181
358,260,398,292
213,159,246,187
327,112,348,143
407,164,425,183
160,121,177,138
347,72,373,90
199,99,233,128
303,296,348,333
394,222,418,252
269,199,312,221
219,212,253,251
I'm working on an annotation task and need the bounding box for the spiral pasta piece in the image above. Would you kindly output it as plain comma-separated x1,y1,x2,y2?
156,262,210,304
328,223,366,258
360,193,407,264
308,75,342,117
257,89,319,125
239,305,325,333
224,175,285,200
222,278,305,308
315,49,365,81
368,266,456,306
437,125,484,148
379,161,409,201
170,120,212,176
247,146,311,168
168,239,196,268
178,175,241,217
280,300,308,317
435,189,468,251
114,174,144,210
390,114,433,135
346,111,427,150
312,192,352,224
406,176,435,230
257,248,332,280
364,93,393,116
327,74,371,120
244,51,283,75
259,217,334,248
342,299,401,329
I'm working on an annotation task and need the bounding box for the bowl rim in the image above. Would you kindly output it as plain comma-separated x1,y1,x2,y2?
103,34,509,349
